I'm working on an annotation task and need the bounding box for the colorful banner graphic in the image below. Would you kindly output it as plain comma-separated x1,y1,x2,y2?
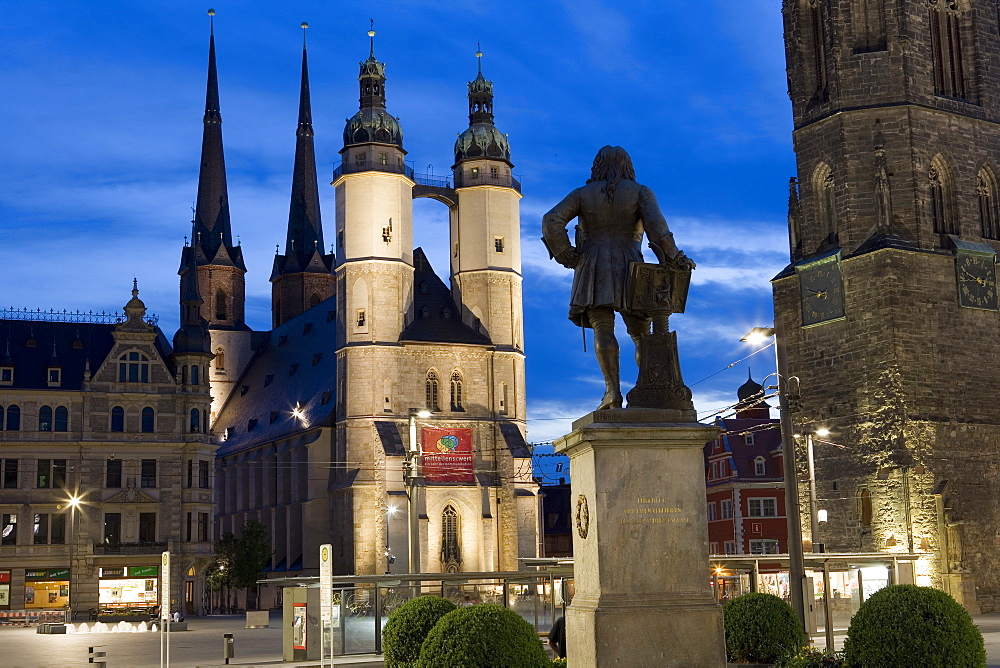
421,427,474,483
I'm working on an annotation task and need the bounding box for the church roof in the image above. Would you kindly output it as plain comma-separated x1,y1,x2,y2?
214,296,337,456
399,248,492,346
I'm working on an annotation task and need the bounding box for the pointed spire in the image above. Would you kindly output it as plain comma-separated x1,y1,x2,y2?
191,9,245,271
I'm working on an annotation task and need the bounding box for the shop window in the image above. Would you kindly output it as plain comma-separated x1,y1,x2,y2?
141,459,156,488
1,513,16,545
38,406,52,432
118,352,150,383
5,405,18,431
103,513,121,544
54,406,68,432
106,459,122,489
141,407,154,433
111,406,125,433
138,512,156,543
749,497,778,517
1,459,17,489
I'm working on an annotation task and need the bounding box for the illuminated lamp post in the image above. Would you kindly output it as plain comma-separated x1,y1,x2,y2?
406,409,432,575
741,326,807,630
384,504,398,574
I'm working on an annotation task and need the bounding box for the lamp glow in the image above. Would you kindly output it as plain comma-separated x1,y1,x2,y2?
416,409,432,419
815,428,831,437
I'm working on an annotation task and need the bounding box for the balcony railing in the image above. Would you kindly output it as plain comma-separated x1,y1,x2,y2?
93,541,167,555
332,160,415,182
412,172,453,188
454,171,521,193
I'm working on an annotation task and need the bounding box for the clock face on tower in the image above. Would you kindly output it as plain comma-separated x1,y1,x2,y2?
956,252,999,310
798,260,845,326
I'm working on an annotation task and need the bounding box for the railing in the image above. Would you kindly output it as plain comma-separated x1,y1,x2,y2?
332,160,415,182
454,171,521,193
1,307,158,326
92,541,167,556
412,173,453,188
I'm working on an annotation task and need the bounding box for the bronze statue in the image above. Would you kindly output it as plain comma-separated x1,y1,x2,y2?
542,146,695,411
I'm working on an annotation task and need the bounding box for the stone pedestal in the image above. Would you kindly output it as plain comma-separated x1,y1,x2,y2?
554,409,725,667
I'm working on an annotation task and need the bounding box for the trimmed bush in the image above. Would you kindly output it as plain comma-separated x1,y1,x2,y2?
382,595,456,668
723,592,806,664
842,585,985,667
417,603,550,667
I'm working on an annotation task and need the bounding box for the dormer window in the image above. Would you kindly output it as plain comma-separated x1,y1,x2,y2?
754,457,766,476
47,368,61,387
0,367,12,385
118,353,149,383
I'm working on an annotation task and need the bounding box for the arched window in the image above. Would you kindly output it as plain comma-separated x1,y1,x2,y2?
38,406,52,432
190,408,201,433
853,0,886,51
441,505,461,572
812,163,837,243
808,0,829,93
111,407,125,433
119,352,150,383
215,288,228,321
929,157,957,235
141,407,155,433
754,457,766,476
191,365,199,386
450,372,464,412
929,0,968,99
858,488,873,529
978,166,1000,239
425,371,440,412
54,406,68,432
6,405,19,431
214,348,225,371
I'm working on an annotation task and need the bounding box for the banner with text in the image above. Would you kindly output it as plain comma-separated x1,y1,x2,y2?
421,427,474,483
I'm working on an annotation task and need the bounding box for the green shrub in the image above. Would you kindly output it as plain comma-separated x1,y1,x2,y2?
382,595,456,668
842,585,985,667
723,592,806,664
777,646,844,667
417,603,550,667
551,659,567,668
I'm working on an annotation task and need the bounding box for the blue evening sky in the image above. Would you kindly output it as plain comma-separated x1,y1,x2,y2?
0,1,792,453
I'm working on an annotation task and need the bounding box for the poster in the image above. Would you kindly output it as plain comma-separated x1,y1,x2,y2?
421,427,474,483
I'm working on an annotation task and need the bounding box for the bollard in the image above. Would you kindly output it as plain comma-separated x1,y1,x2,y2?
223,632,235,664
88,645,107,668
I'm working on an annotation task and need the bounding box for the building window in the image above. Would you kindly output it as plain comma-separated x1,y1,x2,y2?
494,236,504,253
721,499,733,519
0,367,12,385
1,513,16,545
138,512,156,543
199,460,210,489
425,371,440,412
215,348,226,371
5,405,18,431
379,152,388,165
754,457,766,476
54,406,68,432
111,406,125,432
724,541,737,555
141,459,156,488
141,407,155,433
499,382,508,415
197,512,209,542
1,459,17,489
106,459,122,489
191,365,199,385
929,0,968,99
858,487,873,528
37,459,66,489
490,166,498,178
118,352,150,383
38,405,52,432
809,0,829,93
813,163,837,243
748,497,778,517
745,433,755,446
215,288,228,321
356,309,366,328
750,539,780,555
47,367,61,387
441,505,462,572
103,513,121,544
33,513,48,545
707,502,717,522
186,512,193,542
930,159,958,235
450,372,464,411
190,408,201,433
853,0,886,51
979,167,1000,239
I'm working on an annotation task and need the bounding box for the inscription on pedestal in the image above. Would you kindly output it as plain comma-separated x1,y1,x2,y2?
617,497,690,524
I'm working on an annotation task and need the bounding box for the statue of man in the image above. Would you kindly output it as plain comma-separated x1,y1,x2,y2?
542,146,692,410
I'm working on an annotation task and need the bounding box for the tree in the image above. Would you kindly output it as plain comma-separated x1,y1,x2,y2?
205,522,271,612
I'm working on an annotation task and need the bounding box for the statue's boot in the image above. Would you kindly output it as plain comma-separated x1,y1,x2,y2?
597,388,623,410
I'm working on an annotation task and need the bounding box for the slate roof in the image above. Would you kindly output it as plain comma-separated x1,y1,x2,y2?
0,319,171,391
400,248,492,346
214,297,337,456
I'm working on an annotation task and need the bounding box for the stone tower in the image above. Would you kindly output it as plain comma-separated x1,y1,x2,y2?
774,0,1000,612
270,29,336,328
186,19,252,418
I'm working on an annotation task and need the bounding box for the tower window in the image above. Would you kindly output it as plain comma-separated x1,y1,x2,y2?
471,167,479,179
808,0,829,93
450,372,464,412
490,167,498,178
978,167,1000,239
215,288,228,321
494,236,505,253
853,0,886,52
441,505,461,572
929,0,968,99
858,487,873,528
745,433,755,446
357,309,366,328
379,152,388,165
929,159,958,235
425,371,440,412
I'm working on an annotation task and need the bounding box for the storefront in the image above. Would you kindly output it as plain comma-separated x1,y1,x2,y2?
0,571,10,608
24,568,70,609
98,566,159,615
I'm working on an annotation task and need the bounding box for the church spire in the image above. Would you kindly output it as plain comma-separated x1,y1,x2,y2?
191,9,244,271
454,45,511,166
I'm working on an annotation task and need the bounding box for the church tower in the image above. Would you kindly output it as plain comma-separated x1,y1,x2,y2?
185,14,252,418
270,25,335,328
774,0,1000,612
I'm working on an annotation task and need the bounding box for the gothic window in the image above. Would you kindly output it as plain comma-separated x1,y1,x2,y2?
929,0,968,99
929,157,958,235
441,504,461,572
425,371,440,412
215,288,228,321
119,352,150,383
858,487,873,528
808,0,829,93
38,405,52,432
853,0,886,51
6,405,19,431
978,167,1000,239
813,163,837,243
450,372,464,412
214,348,225,371
141,407,155,433
111,406,125,433
54,406,68,432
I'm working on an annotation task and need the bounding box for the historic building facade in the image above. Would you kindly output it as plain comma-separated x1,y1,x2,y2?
774,0,1000,612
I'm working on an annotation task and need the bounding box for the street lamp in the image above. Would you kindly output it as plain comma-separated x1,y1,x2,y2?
384,504,398,574
741,326,807,630
406,409,431,575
